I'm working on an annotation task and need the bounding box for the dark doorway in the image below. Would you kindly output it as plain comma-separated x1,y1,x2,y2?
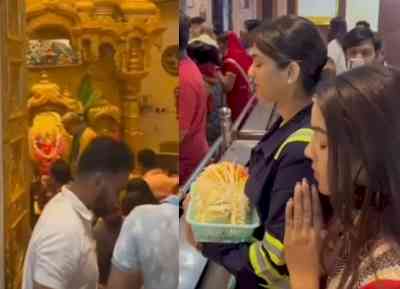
379,0,400,67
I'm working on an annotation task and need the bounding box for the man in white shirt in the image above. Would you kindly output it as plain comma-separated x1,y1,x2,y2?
107,203,179,289
328,38,347,75
22,137,134,289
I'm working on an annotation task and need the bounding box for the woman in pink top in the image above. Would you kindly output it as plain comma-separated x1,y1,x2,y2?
179,14,209,185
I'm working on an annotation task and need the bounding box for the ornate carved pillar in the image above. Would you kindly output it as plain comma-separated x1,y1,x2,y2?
118,77,143,152
118,0,163,152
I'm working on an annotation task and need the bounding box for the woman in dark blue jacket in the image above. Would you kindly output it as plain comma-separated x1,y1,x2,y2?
186,16,331,289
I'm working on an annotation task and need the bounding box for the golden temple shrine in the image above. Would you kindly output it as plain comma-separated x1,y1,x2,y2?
0,0,178,288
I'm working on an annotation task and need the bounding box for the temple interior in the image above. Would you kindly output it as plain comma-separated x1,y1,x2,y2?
1,0,178,288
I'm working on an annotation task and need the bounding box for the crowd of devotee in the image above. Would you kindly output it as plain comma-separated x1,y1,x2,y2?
18,8,400,289
180,11,400,289
179,14,388,185
22,138,179,289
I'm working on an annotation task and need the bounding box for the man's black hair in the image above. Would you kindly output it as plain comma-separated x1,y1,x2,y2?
77,137,134,176
244,19,261,32
356,20,371,29
342,27,379,52
187,42,221,66
137,149,157,172
328,16,347,43
50,159,72,185
122,178,159,215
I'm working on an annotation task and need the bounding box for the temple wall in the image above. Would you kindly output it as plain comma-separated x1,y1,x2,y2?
140,0,179,155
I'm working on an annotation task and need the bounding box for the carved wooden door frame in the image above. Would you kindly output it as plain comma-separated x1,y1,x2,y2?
0,0,5,286
1,0,30,288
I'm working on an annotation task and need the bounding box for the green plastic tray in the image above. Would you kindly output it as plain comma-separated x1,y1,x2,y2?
186,183,260,243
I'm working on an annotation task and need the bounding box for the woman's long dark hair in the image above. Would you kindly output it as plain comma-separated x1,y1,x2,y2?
315,65,400,288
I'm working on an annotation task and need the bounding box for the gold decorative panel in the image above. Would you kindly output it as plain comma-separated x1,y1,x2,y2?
2,0,31,288
5,139,30,289
7,139,25,198
8,59,25,114
6,0,22,37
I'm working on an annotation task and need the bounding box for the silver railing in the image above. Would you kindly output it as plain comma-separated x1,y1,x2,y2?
180,96,258,197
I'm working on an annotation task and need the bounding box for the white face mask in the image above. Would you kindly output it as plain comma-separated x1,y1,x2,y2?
348,57,365,70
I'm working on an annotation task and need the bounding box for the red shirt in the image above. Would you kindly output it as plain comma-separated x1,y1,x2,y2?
198,63,219,113
223,59,252,121
223,32,253,121
179,58,209,185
